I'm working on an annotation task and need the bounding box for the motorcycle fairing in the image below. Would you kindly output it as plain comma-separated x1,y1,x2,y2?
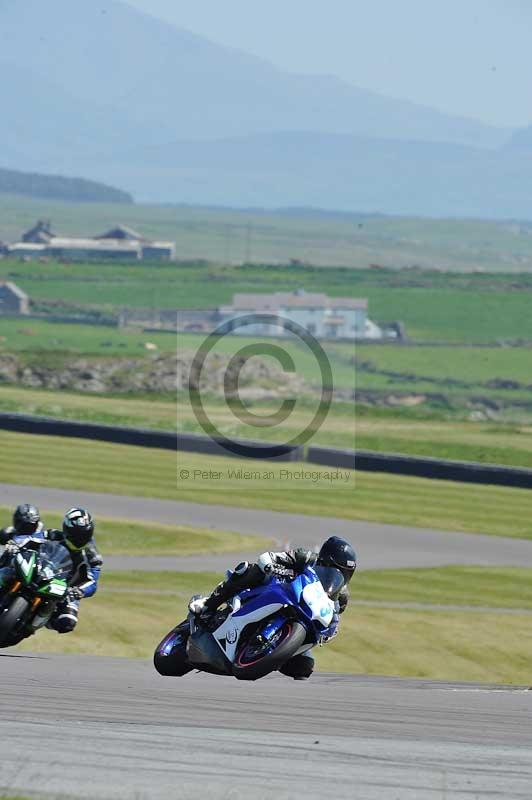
15,552,36,584
213,601,284,662
210,567,335,663
187,627,233,675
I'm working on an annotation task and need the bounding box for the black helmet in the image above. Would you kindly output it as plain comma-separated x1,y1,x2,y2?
13,504,41,535
62,507,94,550
317,536,357,584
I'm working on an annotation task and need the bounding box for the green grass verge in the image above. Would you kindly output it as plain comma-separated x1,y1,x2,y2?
15,567,532,684
2,431,532,539
0,505,269,557
5,382,532,469
323,607,532,683
352,565,532,608
0,796,35,800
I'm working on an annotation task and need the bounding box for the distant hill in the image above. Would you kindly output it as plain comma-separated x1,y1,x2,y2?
107,131,532,218
0,167,133,204
1,0,529,217
507,127,532,150
0,0,509,159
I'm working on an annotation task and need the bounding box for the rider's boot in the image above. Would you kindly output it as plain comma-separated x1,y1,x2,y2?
279,653,315,681
197,562,264,616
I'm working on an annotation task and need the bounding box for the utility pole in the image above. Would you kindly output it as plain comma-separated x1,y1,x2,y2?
245,221,252,264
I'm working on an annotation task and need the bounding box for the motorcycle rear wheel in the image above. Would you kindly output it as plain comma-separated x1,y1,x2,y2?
0,596,30,647
233,620,307,681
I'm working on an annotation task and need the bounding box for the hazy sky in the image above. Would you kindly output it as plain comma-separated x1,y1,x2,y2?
126,0,531,128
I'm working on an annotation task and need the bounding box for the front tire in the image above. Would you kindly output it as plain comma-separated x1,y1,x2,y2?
0,596,30,647
233,620,307,681
154,623,193,677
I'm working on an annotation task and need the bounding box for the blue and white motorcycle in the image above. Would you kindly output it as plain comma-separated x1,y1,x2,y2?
154,565,344,681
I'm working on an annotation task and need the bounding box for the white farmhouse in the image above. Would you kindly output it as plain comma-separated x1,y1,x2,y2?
218,289,383,340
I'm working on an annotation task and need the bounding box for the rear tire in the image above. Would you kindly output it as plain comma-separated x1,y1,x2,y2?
233,620,307,681
0,596,30,647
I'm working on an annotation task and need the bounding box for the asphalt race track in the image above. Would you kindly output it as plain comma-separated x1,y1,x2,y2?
2,482,532,572
2,482,532,798
0,653,530,800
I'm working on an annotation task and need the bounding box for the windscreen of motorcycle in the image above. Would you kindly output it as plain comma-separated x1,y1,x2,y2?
313,566,345,600
37,541,73,581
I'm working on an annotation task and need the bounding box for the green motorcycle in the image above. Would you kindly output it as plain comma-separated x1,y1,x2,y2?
0,540,73,647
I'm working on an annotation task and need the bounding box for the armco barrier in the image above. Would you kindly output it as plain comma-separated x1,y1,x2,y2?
307,445,532,490
1,412,530,485
176,431,303,461
0,413,303,462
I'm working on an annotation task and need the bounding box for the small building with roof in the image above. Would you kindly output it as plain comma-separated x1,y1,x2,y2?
218,289,383,340
119,290,394,340
95,225,144,241
0,282,29,315
7,221,175,262
21,219,56,244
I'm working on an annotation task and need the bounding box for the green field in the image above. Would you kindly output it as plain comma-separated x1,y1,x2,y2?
3,192,532,272
2,431,532,539
2,257,532,342
359,343,532,384
15,566,532,684
1,203,532,528
0,317,178,357
0,324,530,408
2,312,532,419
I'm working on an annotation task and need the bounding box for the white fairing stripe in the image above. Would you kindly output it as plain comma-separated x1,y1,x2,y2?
213,602,283,663
301,582,334,627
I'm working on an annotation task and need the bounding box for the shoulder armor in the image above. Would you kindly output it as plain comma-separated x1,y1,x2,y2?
85,540,103,567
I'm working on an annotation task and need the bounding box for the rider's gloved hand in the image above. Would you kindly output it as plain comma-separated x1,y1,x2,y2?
66,587,84,602
4,540,20,556
188,596,209,616
320,612,339,644
293,549,317,573
338,589,348,615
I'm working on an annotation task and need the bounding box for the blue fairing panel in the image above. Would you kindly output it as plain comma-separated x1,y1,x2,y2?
234,576,307,621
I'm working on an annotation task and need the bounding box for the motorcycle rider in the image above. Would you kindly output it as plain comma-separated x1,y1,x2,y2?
0,503,46,547
0,505,47,588
46,508,103,634
188,536,357,680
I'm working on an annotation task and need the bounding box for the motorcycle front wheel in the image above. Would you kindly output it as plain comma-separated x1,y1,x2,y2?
153,621,193,677
0,595,30,647
232,620,307,681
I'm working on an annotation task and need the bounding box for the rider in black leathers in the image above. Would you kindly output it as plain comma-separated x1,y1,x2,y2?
46,508,103,634
189,537,356,680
